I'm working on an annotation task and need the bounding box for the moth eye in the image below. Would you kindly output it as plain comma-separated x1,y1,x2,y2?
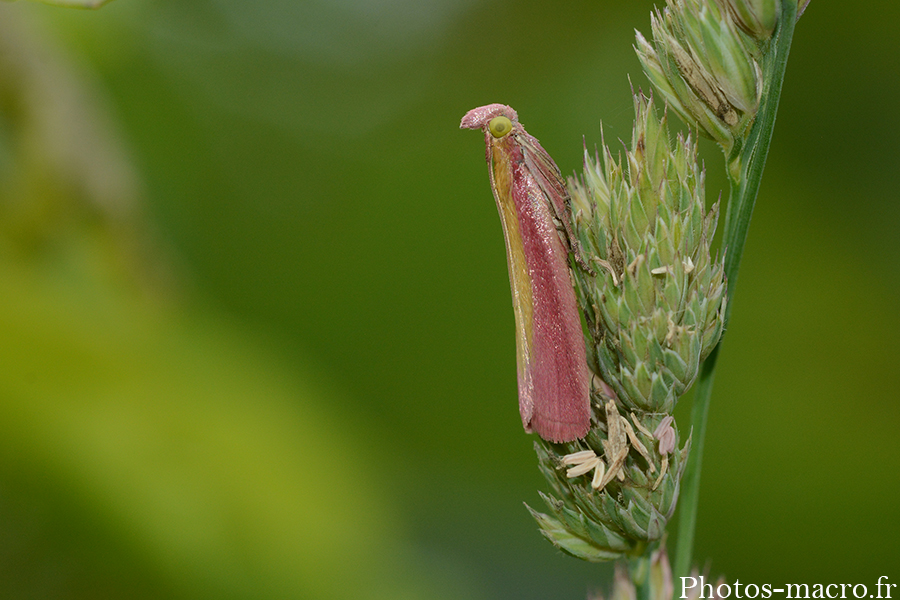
488,116,513,138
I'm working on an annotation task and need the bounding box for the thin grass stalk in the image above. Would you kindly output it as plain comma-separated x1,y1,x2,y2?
672,0,798,580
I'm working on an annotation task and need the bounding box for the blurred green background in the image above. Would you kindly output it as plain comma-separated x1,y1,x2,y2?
0,0,898,598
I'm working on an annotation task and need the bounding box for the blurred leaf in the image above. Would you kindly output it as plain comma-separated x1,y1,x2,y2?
0,7,464,597
0,243,463,600
4,0,115,9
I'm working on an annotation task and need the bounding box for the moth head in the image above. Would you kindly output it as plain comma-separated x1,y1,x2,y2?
460,104,518,131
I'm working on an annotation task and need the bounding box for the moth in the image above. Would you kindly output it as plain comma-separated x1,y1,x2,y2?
461,104,590,443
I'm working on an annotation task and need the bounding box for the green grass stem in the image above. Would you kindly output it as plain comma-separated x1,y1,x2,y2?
672,0,798,581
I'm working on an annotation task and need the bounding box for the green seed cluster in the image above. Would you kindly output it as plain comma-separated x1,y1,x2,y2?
530,415,690,561
528,94,725,561
635,0,778,157
573,94,725,415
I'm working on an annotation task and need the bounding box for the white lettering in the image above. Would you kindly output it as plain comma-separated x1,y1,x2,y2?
682,577,699,599
698,576,714,599
787,584,811,599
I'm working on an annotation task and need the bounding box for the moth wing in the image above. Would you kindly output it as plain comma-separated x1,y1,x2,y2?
508,161,591,443
517,133,575,248
488,143,536,431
